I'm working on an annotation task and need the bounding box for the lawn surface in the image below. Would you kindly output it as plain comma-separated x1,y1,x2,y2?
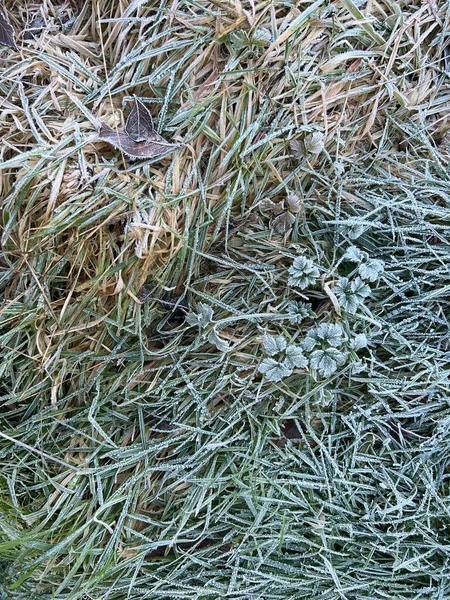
1,0,450,599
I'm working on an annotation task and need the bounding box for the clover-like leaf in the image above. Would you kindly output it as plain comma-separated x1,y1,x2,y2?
316,323,345,346
252,27,272,46
231,27,272,54
259,198,284,216
286,301,314,324
288,256,319,289
358,259,384,282
290,139,304,159
286,193,301,213
186,313,200,326
262,334,287,356
310,348,348,377
302,323,346,351
284,345,308,369
343,246,366,263
352,277,371,298
271,211,296,233
351,333,368,350
197,303,214,327
229,30,250,51
350,360,366,374
186,303,214,328
208,329,230,353
301,336,317,352
341,223,365,240
334,277,370,314
304,131,325,155
258,358,293,382
334,161,345,176
334,278,355,313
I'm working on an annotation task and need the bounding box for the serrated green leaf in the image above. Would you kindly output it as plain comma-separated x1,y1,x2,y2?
284,345,308,369
262,334,287,356
310,348,348,377
258,358,292,382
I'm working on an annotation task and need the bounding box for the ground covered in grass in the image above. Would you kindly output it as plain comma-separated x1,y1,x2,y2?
1,0,450,598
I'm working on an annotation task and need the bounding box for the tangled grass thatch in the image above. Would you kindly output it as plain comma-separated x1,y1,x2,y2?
1,0,450,598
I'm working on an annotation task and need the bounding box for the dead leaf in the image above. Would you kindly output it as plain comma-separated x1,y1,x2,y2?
0,8,16,49
98,98,180,160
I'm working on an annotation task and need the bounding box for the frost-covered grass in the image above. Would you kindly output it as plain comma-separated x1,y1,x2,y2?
1,0,450,598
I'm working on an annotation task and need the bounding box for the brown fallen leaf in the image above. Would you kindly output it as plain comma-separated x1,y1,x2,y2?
98,98,180,160
0,7,16,49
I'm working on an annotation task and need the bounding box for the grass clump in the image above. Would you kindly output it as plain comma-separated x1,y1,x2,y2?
1,0,450,598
